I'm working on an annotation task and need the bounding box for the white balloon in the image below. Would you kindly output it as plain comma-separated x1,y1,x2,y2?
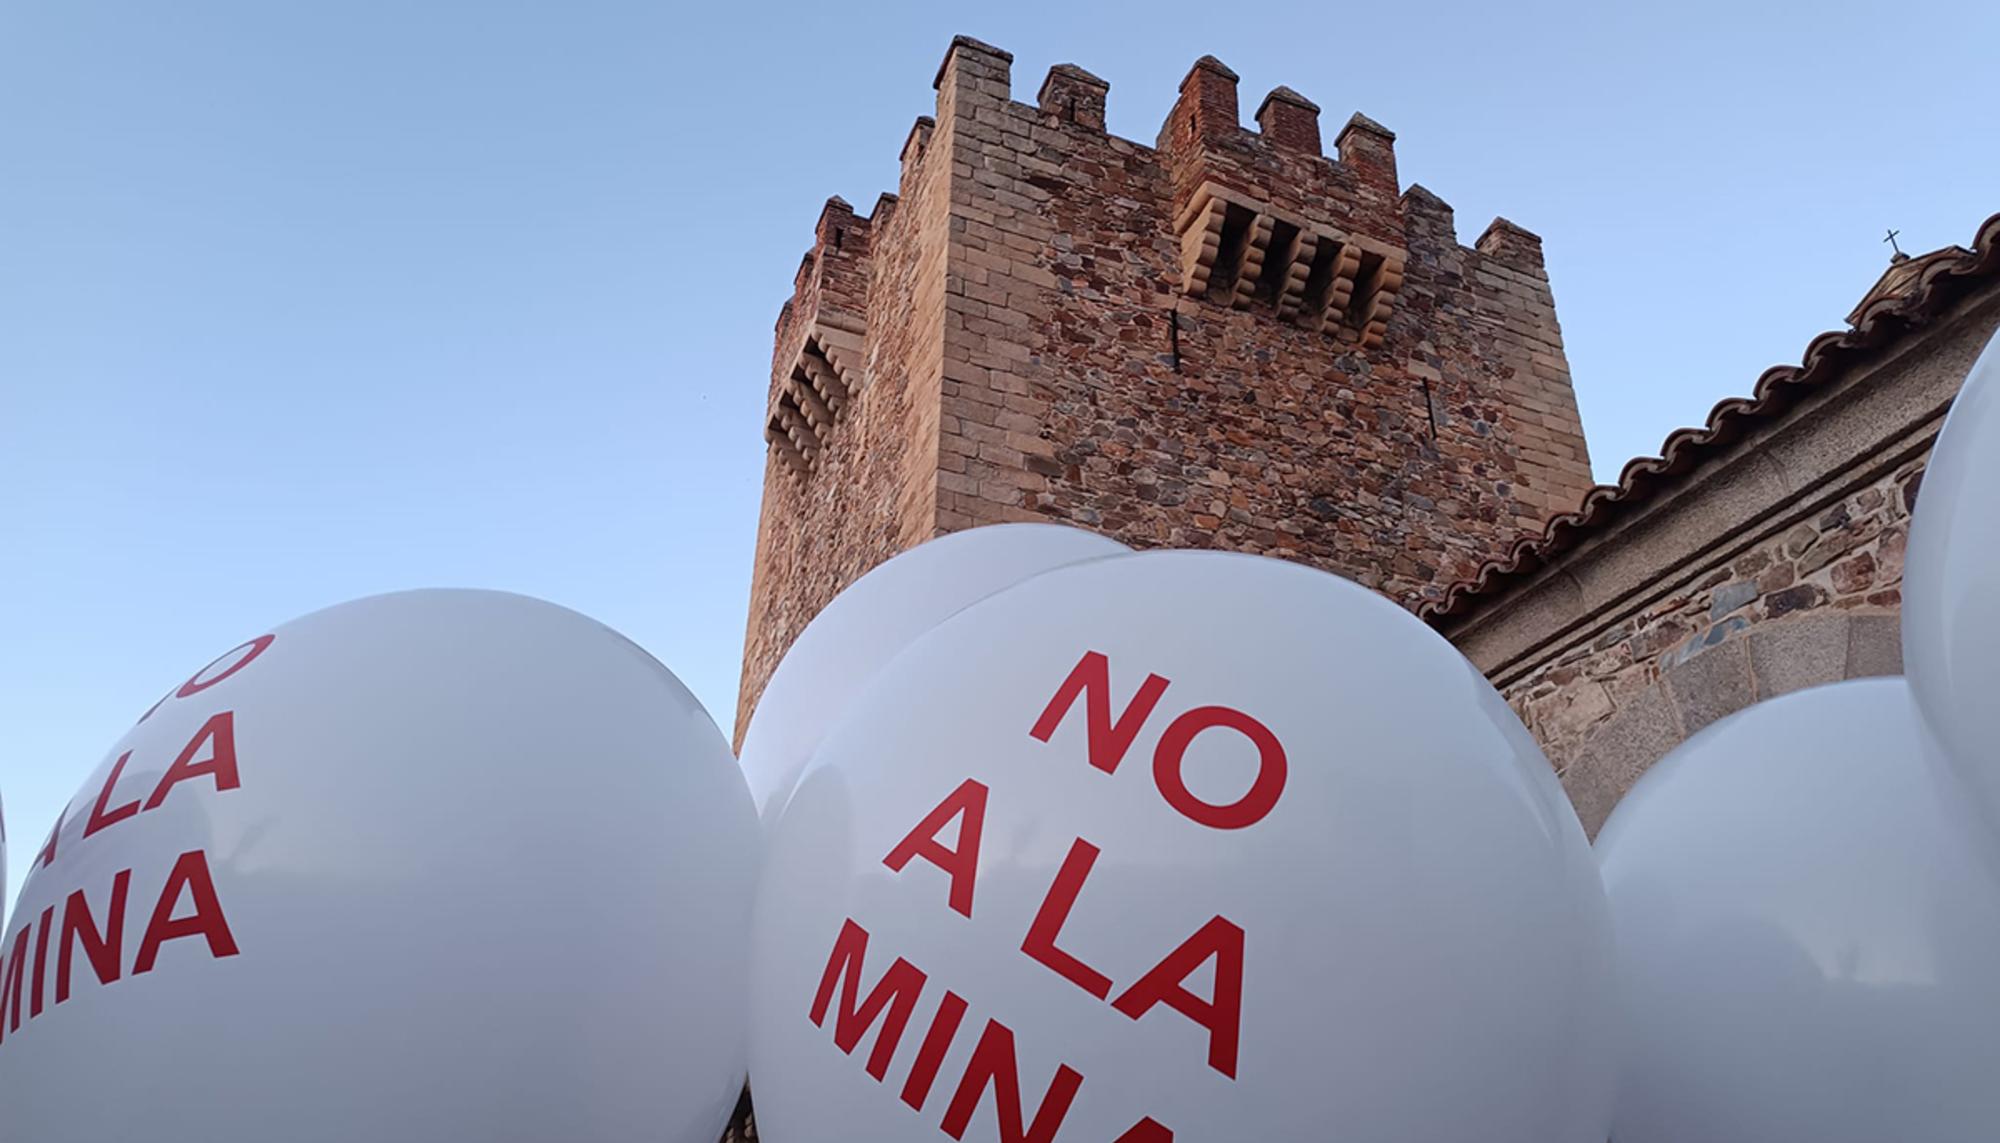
738,523,1127,829
1597,678,2000,1143
1904,328,2000,837
749,550,1614,1143
0,590,759,1143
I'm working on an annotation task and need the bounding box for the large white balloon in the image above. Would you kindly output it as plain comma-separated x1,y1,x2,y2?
1597,678,2000,1143
1904,329,2000,836
738,523,1127,829
749,551,1615,1143
0,590,759,1143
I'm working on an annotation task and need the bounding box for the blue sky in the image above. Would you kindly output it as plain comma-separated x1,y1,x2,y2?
4,0,1995,906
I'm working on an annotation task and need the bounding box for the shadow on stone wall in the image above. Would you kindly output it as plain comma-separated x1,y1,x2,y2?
1562,609,1903,838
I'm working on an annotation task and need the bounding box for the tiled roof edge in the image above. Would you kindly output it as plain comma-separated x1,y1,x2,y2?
1423,211,2000,626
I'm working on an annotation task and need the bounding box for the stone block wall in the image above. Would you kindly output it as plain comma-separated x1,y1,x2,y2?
1507,458,1921,835
934,41,1594,590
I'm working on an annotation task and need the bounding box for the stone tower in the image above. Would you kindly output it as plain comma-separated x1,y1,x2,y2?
738,37,1593,740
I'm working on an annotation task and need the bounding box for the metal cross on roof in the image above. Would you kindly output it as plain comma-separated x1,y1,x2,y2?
1884,228,1904,257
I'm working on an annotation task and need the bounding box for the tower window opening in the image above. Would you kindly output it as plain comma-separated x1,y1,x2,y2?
1252,220,1302,307
1206,203,1258,305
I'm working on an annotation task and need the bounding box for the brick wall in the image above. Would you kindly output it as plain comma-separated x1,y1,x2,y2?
738,37,1596,735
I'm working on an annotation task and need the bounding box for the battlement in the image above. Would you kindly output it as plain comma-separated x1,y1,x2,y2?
766,35,1549,358
741,36,1594,740
765,196,881,478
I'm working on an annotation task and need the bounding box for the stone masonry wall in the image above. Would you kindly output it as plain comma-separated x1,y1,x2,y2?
739,37,1598,734
736,117,953,744
1450,280,2000,837
933,42,1594,594
1507,454,1925,834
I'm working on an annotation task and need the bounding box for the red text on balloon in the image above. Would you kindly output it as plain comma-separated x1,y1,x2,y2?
135,634,275,727
79,711,240,844
809,916,1168,1143
0,850,239,1046
883,779,988,919
1030,650,1286,829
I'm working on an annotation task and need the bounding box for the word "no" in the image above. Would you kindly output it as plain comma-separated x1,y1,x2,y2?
1029,650,1287,830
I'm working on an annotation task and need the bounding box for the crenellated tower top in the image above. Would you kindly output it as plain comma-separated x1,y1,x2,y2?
738,37,1595,738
